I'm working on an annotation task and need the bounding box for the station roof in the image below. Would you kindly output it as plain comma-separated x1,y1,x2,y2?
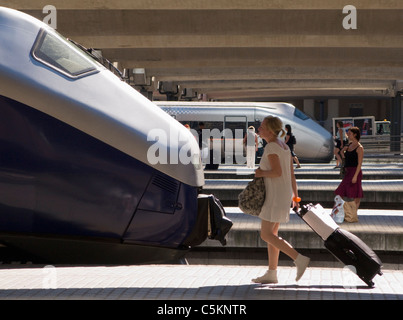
4,0,403,101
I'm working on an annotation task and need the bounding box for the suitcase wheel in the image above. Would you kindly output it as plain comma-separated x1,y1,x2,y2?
361,276,375,288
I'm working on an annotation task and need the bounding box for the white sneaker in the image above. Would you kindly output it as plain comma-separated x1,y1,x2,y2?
294,254,310,281
252,270,278,284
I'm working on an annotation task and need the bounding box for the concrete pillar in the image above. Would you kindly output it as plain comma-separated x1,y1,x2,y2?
390,93,402,153
327,99,339,132
303,99,314,118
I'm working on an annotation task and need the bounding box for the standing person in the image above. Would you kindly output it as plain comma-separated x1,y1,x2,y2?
285,124,301,168
252,116,310,284
256,134,264,164
197,122,209,165
334,121,346,168
335,127,364,210
243,126,258,168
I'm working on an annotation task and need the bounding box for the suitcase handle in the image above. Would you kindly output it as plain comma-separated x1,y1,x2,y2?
293,202,312,217
292,197,303,215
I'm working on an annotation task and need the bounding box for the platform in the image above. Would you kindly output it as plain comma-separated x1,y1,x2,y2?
0,207,402,302
201,163,403,253
0,264,401,301
204,163,403,180
202,164,403,208
197,207,403,253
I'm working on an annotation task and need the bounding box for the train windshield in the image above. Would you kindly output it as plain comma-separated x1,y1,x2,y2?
31,29,99,78
294,108,310,120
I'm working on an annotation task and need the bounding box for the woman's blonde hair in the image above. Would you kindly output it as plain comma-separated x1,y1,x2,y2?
263,116,286,138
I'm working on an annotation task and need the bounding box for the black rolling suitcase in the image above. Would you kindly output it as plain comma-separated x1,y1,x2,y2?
324,228,383,287
296,203,382,287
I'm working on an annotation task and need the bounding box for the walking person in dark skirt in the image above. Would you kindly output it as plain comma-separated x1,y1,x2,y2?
335,127,364,210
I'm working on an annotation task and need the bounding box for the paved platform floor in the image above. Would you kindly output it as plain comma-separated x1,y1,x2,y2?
199,207,403,252
0,264,401,300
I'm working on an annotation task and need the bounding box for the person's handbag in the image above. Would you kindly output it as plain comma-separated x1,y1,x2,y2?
238,177,265,216
344,200,358,223
339,158,345,177
331,195,345,224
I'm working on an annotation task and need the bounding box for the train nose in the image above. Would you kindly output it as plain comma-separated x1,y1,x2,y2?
317,140,333,162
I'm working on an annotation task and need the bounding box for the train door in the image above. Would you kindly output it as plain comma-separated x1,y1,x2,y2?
223,115,247,164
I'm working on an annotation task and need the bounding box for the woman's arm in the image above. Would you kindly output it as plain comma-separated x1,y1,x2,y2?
338,128,344,148
352,145,364,184
290,156,298,198
290,156,299,208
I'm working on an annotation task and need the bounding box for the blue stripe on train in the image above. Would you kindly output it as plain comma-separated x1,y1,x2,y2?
0,95,197,248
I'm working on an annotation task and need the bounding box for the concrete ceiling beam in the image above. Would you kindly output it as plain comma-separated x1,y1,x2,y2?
7,0,403,10
4,2,403,100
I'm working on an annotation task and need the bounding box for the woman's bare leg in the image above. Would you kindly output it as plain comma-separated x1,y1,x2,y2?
254,220,310,283
334,148,341,166
354,198,361,209
267,223,280,270
261,220,298,262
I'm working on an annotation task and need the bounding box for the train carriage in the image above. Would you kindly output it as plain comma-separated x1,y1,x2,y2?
156,101,334,164
0,7,217,264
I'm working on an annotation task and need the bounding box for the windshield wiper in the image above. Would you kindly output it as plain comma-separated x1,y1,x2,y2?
67,38,124,80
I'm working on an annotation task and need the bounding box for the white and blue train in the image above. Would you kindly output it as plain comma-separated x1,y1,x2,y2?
0,7,215,264
156,101,334,163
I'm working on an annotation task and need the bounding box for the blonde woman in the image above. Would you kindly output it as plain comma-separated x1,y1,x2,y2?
252,116,310,284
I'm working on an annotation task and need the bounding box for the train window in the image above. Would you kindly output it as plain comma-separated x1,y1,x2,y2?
179,121,223,132
294,108,310,120
204,121,223,132
224,121,246,135
31,30,99,78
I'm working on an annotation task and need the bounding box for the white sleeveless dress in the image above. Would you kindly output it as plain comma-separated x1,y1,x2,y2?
258,141,293,223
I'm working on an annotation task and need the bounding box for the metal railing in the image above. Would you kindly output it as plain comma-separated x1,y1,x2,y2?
360,135,403,155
